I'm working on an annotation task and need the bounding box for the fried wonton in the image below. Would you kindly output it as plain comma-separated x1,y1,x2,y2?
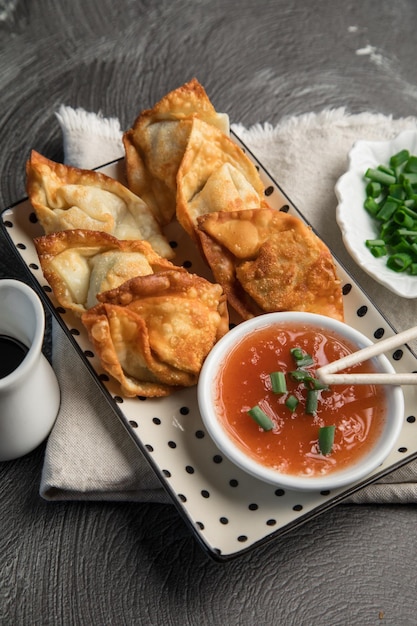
34,229,177,315
26,150,173,259
81,270,229,397
197,208,344,322
176,118,268,240
123,78,229,225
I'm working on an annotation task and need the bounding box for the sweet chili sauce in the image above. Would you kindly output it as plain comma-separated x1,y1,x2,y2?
215,322,387,477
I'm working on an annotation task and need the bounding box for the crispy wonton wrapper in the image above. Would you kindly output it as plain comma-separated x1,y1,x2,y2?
197,208,344,322
123,78,229,225
34,229,176,315
176,117,268,240
81,270,229,397
26,150,173,259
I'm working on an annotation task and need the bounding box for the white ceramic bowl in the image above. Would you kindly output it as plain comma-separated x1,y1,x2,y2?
198,312,404,492
335,129,417,298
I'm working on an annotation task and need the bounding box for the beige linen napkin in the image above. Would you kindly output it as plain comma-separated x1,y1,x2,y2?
40,105,417,504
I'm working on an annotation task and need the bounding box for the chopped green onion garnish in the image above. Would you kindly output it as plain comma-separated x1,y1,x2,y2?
365,238,386,248
393,210,415,229
399,205,417,219
247,406,274,431
290,347,314,368
396,228,417,238
377,199,398,221
363,151,417,275
378,164,396,177
386,252,413,272
318,425,336,455
400,172,417,185
365,239,388,257
309,377,330,391
270,371,287,394
365,181,382,198
365,167,396,186
364,197,380,216
388,183,405,199
404,155,417,172
289,370,311,382
290,347,304,361
305,389,318,415
369,245,388,258
390,149,410,168
285,395,299,412
296,356,314,368
288,370,327,390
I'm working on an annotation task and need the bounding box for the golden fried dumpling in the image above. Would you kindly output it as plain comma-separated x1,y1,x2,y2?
34,230,176,315
26,150,173,259
81,270,229,397
197,208,344,322
123,78,229,225
176,117,267,240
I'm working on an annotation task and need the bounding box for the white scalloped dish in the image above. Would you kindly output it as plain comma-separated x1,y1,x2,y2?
335,129,417,298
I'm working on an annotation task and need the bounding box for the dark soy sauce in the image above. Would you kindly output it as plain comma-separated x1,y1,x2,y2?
0,334,29,379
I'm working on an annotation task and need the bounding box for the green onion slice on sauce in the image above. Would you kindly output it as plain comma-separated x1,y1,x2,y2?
318,425,336,455
305,389,318,415
289,370,329,391
285,395,299,411
270,371,287,394
290,347,314,368
247,405,274,431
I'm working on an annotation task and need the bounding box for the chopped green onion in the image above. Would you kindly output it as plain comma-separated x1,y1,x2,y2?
247,406,274,431
378,164,396,177
388,183,405,199
289,370,328,390
396,228,417,238
270,371,287,394
365,167,396,186
399,205,417,219
365,238,386,248
363,151,417,275
366,181,382,198
400,172,417,186
318,425,336,455
369,245,388,258
290,347,314,368
390,149,410,168
386,252,413,272
289,370,311,382
290,347,304,361
296,356,314,368
305,389,318,415
309,378,330,391
380,219,396,241
252,345,334,428
285,395,299,412
404,155,417,172
377,199,398,221
393,210,416,229
364,197,380,217
404,197,417,208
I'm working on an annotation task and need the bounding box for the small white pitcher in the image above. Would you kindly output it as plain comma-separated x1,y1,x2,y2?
0,279,60,461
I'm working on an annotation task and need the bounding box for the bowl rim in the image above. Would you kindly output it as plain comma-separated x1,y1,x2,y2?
198,312,404,492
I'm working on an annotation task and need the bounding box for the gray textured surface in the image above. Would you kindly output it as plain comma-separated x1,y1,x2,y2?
1,1,417,624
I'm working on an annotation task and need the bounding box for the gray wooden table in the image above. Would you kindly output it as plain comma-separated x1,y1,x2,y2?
1,1,417,624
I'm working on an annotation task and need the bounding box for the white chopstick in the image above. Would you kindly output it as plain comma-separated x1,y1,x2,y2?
316,325,417,386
